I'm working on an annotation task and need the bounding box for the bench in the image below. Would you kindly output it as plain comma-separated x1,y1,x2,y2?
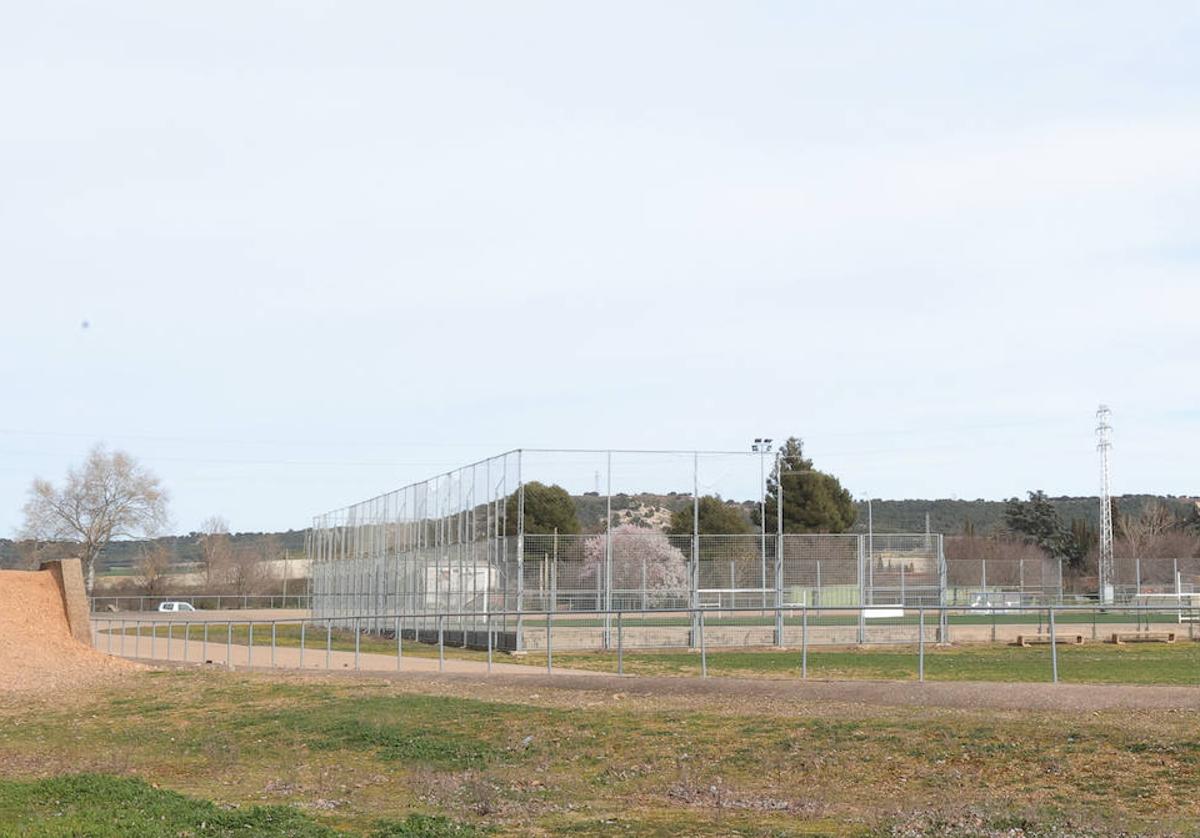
1110,631,1176,644
1014,633,1084,647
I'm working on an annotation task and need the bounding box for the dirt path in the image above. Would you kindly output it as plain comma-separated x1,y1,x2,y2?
101,632,601,676
243,668,1200,712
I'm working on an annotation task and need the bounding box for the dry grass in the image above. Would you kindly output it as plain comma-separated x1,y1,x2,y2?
0,668,1197,835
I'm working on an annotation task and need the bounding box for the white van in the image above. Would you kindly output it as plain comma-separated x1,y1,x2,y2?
157,601,197,613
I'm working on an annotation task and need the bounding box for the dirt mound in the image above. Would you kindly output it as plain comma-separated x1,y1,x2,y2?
0,570,134,695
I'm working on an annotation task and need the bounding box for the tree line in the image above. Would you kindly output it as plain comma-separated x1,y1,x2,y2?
1002,489,1200,573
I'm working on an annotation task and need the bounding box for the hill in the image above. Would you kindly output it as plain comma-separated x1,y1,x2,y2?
0,530,307,574
846,495,1198,535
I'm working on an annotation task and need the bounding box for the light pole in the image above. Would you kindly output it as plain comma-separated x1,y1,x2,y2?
864,494,874,606
752,438,773,610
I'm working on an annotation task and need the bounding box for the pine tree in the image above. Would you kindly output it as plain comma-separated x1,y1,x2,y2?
750,437,857,534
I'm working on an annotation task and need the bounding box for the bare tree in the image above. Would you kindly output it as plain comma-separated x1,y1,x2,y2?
198,515,234,588
1118,501,1176,559
944,534,1056,588
227,536,278,597
136,542,174,596
20,445,170,593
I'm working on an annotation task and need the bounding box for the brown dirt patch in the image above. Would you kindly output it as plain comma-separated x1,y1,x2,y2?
170,665,1200,718
0,570,136,696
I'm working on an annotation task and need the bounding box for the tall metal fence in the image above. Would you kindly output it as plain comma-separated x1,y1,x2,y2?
306,448,949,648
310,530,946,640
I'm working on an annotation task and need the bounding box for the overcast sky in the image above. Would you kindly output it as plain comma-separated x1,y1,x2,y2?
2,2,1197,536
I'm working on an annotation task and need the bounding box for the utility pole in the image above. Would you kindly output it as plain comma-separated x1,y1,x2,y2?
1097,405,1115,604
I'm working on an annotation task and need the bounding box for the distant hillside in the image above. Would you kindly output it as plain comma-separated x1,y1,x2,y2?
848,495,1198,535
0,530,307,574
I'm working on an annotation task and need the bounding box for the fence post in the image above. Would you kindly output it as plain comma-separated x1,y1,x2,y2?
856,537,866,644
326,620,332,670
918,607,925,683
107,620,113,655
202,623,208,662
801,604,808,680
775,505,784,645
248,622,254,668
120,619,126,657
438,614,444,672
354,617,360,671
1049,607,1058,684
547,611,553,675
617,611,624,675
516,450,526,652
486,611,493,674
135,620,140,658
184,623,190,663
299,621,306,669
271,622,277,668
395,615,402,671
699,610,707,678
226,621,233,669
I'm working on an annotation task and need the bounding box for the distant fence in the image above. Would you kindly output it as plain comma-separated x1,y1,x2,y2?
89,593,312,613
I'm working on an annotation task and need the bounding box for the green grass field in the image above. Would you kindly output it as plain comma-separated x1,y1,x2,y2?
0,774,478,837
539,642,1200,685
2,669,1199,836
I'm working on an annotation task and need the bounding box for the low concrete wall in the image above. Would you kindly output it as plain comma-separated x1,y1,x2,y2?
39,559,92,647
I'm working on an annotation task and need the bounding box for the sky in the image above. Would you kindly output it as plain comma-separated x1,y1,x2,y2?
1,2,1197,536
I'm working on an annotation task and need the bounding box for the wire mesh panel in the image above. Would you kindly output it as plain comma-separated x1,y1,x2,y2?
866,534,944,607
781,534,860,607
943,555,1062,606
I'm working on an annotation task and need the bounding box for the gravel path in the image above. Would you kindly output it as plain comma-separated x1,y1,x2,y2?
102,633,601,676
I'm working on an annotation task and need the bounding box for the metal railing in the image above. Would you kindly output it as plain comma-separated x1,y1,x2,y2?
89,593,312,613
90,602,1199,685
